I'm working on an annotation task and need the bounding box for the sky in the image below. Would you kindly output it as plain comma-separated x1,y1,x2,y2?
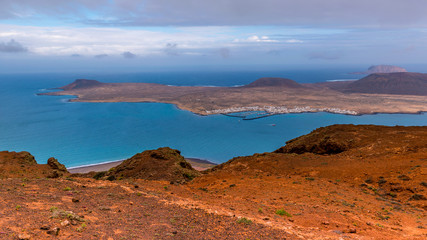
1,0,427,73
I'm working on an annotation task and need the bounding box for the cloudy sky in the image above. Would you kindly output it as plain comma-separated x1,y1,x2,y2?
1,0,427,72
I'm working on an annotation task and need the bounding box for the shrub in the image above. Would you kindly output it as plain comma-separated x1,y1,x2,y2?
93,171,106,180
275,209,292,217
106,175,115,181
76,223,87,232
237,217,252,225
183,172,195,180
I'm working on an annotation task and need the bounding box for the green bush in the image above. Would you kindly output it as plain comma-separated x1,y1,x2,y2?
275,209,292,217
237,217,252,225
93,171,106,180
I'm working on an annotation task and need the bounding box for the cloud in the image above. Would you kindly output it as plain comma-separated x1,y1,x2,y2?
164,43,179,56
0,0,108,19
0,39,27,53
285,39,303,43
122,51,136,59
70,54,82,57
94,54,108,58
2,1,427,28
0,24,236,57
234,35,278,43
1,19,427,65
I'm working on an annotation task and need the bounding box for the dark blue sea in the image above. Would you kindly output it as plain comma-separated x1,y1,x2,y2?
0,69,426,167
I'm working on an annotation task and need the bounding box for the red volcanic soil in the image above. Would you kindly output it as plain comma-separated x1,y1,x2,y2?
0,125,426,239
186,125,427,239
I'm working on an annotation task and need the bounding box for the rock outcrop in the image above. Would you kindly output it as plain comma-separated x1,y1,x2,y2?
47,157,68,178
274,125,358,154
106,147,200,183
0,151,69,178
47,157,67,171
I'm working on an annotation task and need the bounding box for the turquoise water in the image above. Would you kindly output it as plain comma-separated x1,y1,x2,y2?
0,71,426,167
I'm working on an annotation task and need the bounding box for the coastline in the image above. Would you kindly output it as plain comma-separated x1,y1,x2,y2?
68,160,124,174
62,95,427,118
39,85,427,117
68,158,217,174
40,91,427,118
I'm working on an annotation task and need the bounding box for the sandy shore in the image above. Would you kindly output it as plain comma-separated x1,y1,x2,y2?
68,158,217,173
68,160,123,174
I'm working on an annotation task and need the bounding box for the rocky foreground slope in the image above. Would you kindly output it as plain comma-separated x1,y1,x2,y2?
0,125,426,239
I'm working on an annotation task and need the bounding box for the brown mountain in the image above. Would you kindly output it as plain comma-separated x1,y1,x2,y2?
341,72,427,95
59,79,106,90
105,147,200,183
243,77,305,88
351,65,407,74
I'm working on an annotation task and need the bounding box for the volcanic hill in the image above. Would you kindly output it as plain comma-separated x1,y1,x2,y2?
59,79,105,91
103,147,200,183
340,72,427,95
242,77,305,88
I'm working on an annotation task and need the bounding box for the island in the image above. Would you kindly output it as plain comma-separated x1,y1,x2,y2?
350,64,408,74
39,72,427,117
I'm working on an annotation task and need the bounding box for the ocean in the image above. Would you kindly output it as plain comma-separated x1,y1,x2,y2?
0,69,426,167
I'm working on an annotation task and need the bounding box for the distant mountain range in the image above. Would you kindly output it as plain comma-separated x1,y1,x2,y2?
241,73,426,96
57,72,427,96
